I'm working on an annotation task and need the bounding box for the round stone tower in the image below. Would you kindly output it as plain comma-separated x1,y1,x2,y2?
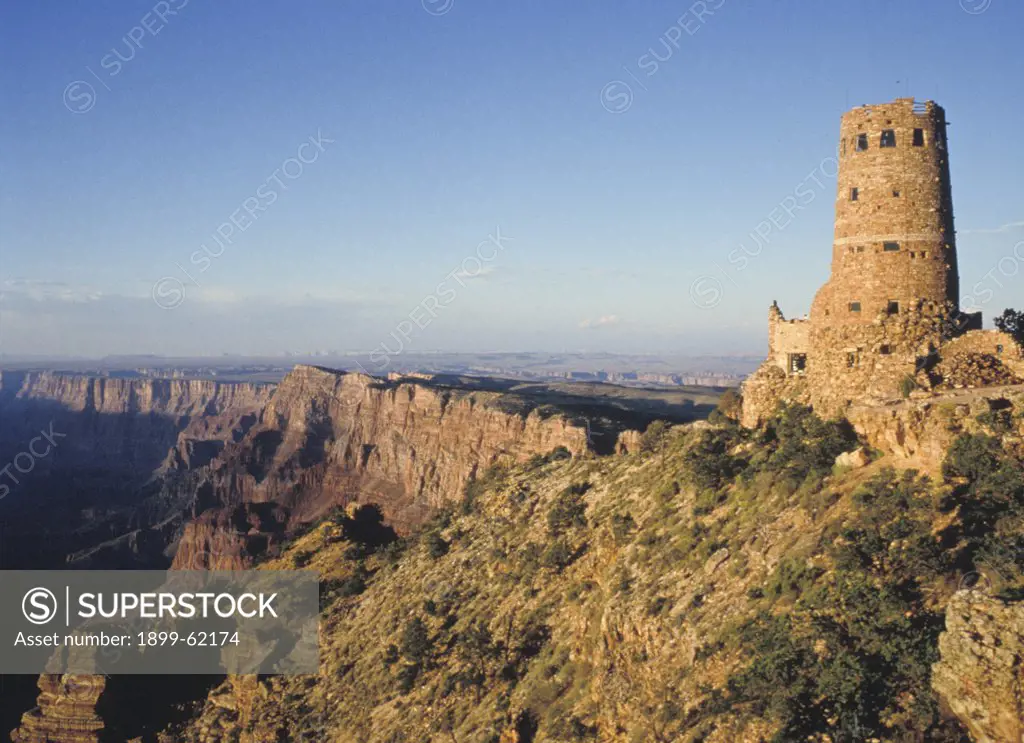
811,98,958,324
741,99,1011,427
799,98,961,413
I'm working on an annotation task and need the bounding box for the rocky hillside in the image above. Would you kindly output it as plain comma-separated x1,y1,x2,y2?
161,402,1023,742
7,366,673,742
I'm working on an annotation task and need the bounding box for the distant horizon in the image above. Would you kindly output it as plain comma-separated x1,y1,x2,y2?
0,348,765,364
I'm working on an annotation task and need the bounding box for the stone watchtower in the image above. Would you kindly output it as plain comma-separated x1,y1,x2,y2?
742,99,980,425
811,98,958,324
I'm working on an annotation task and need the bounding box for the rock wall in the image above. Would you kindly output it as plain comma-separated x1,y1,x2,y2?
932,590,1024,743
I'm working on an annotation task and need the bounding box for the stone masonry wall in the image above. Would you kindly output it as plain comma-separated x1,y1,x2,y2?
766,302,810,371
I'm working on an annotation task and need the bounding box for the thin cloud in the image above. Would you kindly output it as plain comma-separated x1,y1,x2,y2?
453,265,498,281
579,314,619,329
961,220,1024,235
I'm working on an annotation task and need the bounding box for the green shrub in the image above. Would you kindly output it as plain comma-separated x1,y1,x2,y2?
548,446,572,462
336,566,369,597
976,409,1014,435
547,483,590,535
758,403,858,487
610,512,636,545
541,538,574,572
639,420,669,453
400,617,432,663
682,428,745,492
994,307,1024,345
424,531,450,558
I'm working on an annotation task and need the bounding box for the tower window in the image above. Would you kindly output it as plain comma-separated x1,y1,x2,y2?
880,344,891,355
913,128,925,146
880,129,896,147
788,353,807,374
850,187,859,201
856,133,868,151
887,300,900,314
849,302,861,312
846,352,859,368
892,189,900,197
883,241,900,252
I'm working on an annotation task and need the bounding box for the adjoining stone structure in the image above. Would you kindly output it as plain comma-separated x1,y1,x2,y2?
742,99,1024,426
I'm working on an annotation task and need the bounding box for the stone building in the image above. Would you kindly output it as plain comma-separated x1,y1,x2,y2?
742,98,1023,426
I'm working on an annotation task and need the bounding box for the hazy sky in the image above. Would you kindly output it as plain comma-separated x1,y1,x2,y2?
2,0,1022,358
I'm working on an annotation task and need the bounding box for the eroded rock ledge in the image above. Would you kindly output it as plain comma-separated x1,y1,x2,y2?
932,590,1024,743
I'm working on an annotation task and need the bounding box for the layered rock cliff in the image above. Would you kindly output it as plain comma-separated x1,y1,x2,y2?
173,365,594,567
0,370,270,474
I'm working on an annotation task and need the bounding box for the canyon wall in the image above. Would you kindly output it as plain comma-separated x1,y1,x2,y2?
0,371,273,569
0,370,272,474
173,365,593,567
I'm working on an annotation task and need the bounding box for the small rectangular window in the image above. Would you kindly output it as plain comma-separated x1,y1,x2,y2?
788,353,807,374
913,128,925,146
849,302,861,312
846,352,858,368
856,133,868,151
887,301,900,314
883,241,900,252
880,129,896,147
996,344,1004,355
880,344,891,355
850,187,859,201
892,190,900,197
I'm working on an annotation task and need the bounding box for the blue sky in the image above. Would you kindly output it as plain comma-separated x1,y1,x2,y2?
1,0,1022,357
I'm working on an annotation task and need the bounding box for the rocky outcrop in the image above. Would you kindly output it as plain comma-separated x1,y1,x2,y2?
171,504,290,570
11,675,106,743
932,590,1024,743
847,384,1024,470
